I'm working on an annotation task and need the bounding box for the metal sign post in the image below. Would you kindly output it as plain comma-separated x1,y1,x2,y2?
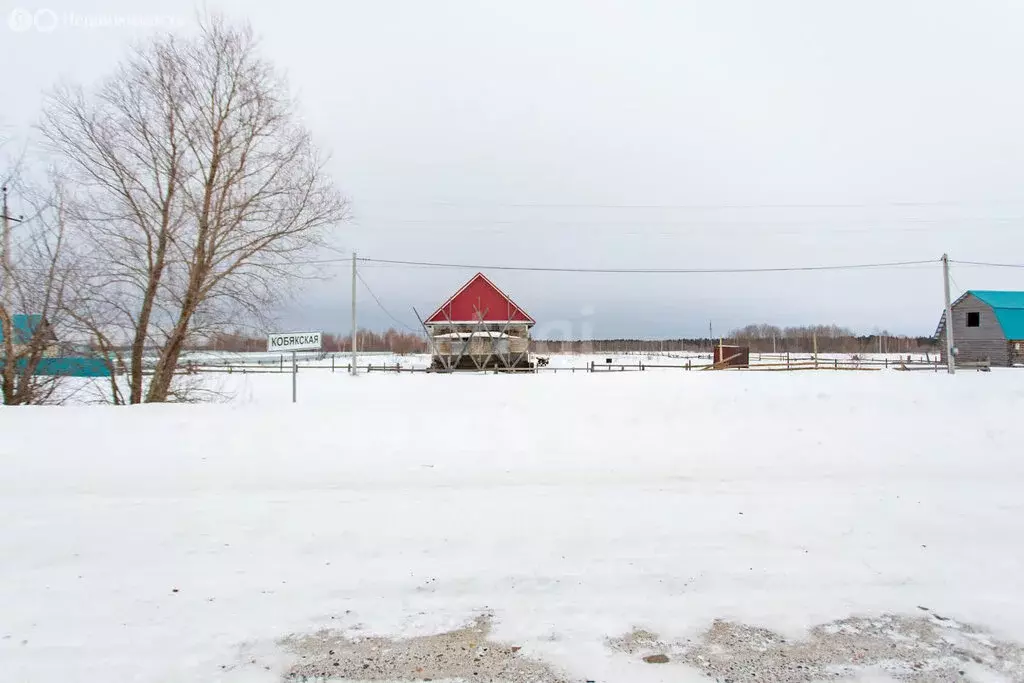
267,332,323,403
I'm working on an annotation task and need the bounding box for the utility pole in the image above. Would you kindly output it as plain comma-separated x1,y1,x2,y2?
2,186,9,309
1,186,24,327
708,320,713,351
942,253,955,374
351,251,358,375
1,186,9,361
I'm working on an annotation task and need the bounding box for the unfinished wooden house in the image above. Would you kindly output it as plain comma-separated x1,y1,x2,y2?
935,290,1024,367
423,272,535,370
0,314,60,357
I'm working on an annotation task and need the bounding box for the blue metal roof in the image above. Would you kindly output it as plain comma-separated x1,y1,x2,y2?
970,291,1024,340
970,291,1024,309
0,314,44,344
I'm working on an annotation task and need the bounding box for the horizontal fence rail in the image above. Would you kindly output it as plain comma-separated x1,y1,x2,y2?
171,354,956,375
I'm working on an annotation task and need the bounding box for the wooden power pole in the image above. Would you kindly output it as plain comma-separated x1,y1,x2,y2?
942,253,955,374
351,251,358,375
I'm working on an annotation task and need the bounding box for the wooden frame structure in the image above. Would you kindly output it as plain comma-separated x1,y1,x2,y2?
421,273,535,371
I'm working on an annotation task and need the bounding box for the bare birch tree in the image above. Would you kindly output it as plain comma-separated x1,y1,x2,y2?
42,15,348,403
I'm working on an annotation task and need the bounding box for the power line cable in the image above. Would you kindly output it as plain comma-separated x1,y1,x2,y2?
948,266,965,298
353,256,939,274
349,216,1024,229
355,270,418,333
345,221,1024,240
950,260,1024,269
357,198,1024,211
303,255,1024,274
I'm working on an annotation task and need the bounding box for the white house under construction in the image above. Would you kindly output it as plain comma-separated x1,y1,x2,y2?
423,272,535,370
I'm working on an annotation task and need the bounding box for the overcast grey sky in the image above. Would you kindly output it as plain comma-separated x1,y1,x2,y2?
4,0,1024,338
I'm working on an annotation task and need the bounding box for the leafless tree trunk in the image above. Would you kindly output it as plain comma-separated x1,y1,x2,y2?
42,14,348,403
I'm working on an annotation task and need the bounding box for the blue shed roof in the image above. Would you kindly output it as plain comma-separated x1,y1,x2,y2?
970,291,1024,340
0,314,45,344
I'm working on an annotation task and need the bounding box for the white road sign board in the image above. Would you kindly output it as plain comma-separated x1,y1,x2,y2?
268,332,322,352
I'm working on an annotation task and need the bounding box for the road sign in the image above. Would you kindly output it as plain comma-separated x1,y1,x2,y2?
267,332,322,352
268,332,322,403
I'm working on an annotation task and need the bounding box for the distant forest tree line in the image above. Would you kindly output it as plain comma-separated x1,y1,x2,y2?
198,329,429,354
196,324,938,355
725,324,937,354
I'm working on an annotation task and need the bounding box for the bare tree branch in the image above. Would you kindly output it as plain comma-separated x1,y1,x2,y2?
41,13,348,403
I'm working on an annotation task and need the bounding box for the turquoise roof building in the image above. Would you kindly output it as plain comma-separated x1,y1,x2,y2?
936,291,1024,366
968,291,1024,340
1,315,111,376
0,314,47,344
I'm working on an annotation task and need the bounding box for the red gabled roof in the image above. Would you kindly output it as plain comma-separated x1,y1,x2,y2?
425,272,535,325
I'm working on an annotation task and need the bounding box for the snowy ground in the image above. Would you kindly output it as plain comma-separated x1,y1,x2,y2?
3,370,1024,682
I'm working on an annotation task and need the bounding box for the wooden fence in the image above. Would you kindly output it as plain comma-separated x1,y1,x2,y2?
179,354,951,375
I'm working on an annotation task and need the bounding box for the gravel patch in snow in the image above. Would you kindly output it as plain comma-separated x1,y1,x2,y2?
609,611,1024,682
280,615,569,682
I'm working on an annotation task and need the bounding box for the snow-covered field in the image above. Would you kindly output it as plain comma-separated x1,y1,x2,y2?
3,370,1024,682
